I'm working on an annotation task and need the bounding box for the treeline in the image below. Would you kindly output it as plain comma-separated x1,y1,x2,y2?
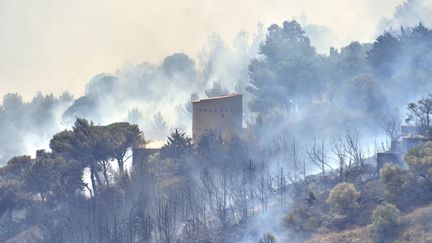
248,21,432,141
0,20,432,242
0,118,288,242
0,92,74,163
0,117,387,242
2,21,431,166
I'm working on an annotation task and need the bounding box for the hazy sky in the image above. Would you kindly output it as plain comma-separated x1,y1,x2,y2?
0,0,405,100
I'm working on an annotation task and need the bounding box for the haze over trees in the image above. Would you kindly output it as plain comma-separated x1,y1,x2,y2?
0,16,432,242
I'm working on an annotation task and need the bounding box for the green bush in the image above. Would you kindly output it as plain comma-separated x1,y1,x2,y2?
326,183,360,215
380,163,405,203
367,203,401,243
405,142,432,196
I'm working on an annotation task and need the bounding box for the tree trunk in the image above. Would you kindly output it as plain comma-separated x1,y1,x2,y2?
117,158,124,175
90,164,98,195
102,160,110,186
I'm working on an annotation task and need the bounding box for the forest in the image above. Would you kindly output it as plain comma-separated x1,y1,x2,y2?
1,18,432,242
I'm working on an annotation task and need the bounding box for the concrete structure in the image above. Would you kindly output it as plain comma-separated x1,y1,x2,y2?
133,94,243,164
132,140,165,166
376,124,429,172
400,125,421,136
192,94,242,141
401,135,428,153
376,152,404,171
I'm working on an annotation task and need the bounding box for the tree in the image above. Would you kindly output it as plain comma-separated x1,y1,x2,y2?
155,195,177,243
406,95,432,138
326,183,360,215
106,122,141,175
204,82,229,98
161,52,196,78
258,233,277,243
127,108,144,125
367,31,400,77
184,92,199,114
151,112,167,139
335,75,387,117
23,151,84,202
0,182,24,221
160,129,192,159
343,129,365,167
380,110,401,150
24,158,52,202
50,156,84,199
306,139,332,176
131,193,153,243
50,119,107,195
247,20,322,118
0,155,32,180
50,119,142,194
367,203,401,243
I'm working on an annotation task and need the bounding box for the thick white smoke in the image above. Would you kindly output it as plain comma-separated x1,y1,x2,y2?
378,0,432,33
0,27,265,165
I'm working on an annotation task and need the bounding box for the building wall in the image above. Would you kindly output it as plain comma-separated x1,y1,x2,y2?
400,125,421,136
376,152,403,173
192,94,242,141
401,136,429,153
132,147,160,166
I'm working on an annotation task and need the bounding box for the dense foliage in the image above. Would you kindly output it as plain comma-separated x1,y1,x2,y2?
0,19,432,243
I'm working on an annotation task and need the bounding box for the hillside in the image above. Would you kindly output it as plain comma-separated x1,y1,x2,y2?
307,203,432,243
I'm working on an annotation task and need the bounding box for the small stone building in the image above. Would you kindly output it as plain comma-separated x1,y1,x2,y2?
376,152,404,172
376,124,429,173
132,140,165,166
192,94,242,141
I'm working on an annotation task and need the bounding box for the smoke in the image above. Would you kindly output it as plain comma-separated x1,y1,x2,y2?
61,28,264,139
1,7,430,173
0,92,73,164
378,0,432,33
1,7,431,242
295,13,339,54
0,27,264,165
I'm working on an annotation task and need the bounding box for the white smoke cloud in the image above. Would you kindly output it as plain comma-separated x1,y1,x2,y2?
378,0,432,33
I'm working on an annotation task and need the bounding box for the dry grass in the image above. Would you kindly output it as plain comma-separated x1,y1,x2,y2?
306,227,370,243
306,203,432,243
395,204,432,243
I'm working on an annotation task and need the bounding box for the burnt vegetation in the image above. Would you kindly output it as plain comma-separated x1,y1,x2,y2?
1,20,432,243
